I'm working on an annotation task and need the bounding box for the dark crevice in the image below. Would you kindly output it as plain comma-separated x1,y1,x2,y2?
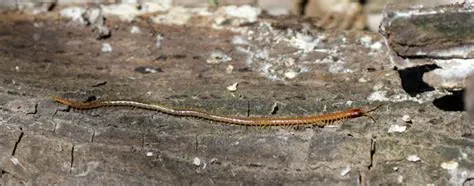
397,64,439,96
1,169,10,181
433,90,465,111
367,136,376,170
194,134,199,153
247,100,250,117
90,130,95,143
358,172,365,186
11,129,24,156
69,145,75,174
270,102,279,115
463,177,474,186
296,0,308,15
85,96,97,102
359,173,362,186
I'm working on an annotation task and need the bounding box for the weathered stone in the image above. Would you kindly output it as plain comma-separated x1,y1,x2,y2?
380,2,474,90
380,3,474,59
0,5,470,185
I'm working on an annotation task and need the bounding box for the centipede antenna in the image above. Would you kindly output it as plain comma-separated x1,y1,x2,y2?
366,104,384,113
362,104,384,123
363,114,376,123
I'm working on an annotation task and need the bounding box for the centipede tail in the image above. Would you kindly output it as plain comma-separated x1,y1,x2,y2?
52,96,381,127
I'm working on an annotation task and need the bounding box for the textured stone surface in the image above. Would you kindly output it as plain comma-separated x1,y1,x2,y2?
380,2,474,91
0,5,472,185
380,3,474,59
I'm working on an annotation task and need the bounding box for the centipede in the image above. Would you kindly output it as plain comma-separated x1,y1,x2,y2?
52,96,382,127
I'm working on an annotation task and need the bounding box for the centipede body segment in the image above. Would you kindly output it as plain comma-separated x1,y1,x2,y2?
53,96,381,127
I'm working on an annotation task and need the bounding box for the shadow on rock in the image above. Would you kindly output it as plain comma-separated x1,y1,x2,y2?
397,64,440,97
433,90,465,111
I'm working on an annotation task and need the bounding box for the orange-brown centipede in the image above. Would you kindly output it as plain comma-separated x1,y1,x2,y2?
53,96,382,127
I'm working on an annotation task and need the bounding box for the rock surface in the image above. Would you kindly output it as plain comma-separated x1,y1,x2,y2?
0,4,472,185
380,2,474,90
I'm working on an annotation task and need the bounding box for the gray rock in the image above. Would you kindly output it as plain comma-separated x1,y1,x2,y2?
380,2,474,90
380,3,474,59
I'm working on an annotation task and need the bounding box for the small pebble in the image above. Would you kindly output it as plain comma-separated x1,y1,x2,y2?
101,43,112,53
340,166,351,176
134,66,162,74
388,125,407,133
440,161,458,170
284,70,298,79
397,175,403,183
130,26,141,34
402,115,412,123
209,158,218,164
146,152,153,156
407,155,421,162
193,157,201,166
227,82,238,92
10,157,19,165
226,64,234,74
358,77,368,83
370,42,383,51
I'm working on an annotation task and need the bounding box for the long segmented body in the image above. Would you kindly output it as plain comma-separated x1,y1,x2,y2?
53,96,381,127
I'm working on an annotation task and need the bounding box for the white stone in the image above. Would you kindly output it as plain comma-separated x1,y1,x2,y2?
402,115,412,123
101,43,112,53
130,26,141,34
441,161,459,170
340,166,351,176
227,82,238,92
388,125,407,133
407,155,421,162
284,70,298,79
193,157,201,166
